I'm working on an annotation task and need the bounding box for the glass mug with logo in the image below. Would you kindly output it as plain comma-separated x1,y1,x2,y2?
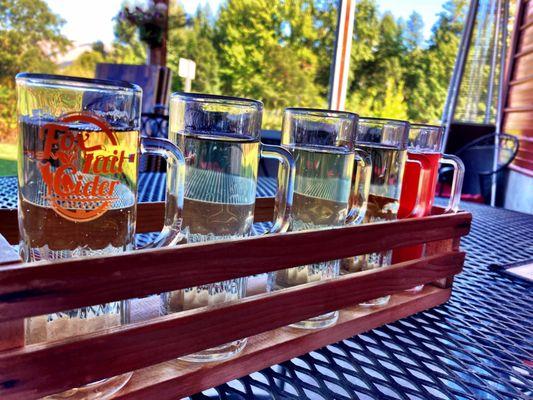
345,117,409,307
394,124,464,292
162,92,295,362
16,73,185,399
269,108,370,329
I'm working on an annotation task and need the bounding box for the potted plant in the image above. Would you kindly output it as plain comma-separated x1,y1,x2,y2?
119,1,168,65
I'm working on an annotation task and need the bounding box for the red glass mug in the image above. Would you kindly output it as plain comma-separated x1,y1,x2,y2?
393,124,464,291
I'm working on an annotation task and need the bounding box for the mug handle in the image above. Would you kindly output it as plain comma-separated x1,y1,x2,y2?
346,148,371,225
139,136,186,248
261,144,295,234
439,154,465,212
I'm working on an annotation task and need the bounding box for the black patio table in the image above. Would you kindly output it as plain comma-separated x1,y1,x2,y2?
0,174,531,400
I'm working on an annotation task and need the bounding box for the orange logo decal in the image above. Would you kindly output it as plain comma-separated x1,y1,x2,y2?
37,113,134,222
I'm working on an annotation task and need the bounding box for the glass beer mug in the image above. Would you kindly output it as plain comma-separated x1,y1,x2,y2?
16,73,186,399
269,108,370,329
394,124,464,292
162,92,295,362
350,117,409,306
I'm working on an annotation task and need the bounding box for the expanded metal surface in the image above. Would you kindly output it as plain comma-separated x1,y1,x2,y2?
1,174,531,399
188,196,533,400
0,177,17,208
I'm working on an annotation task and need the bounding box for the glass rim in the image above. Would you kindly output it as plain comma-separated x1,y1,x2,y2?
15,72,142,93
358,116,410,127
285,107,359,120
171,91,263,109
410,123,442,130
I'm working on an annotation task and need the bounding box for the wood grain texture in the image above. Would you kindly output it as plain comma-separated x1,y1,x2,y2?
0,235,23,352
0,321,23,352
0,209,17,245
503,0,533,174
0,211,471,322
0,252,464,399
115,286,452,400
509,162,533,176
0,198,276,244
427,237,461,289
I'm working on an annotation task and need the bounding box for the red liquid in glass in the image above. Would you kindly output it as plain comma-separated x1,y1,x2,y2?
394,152,441,263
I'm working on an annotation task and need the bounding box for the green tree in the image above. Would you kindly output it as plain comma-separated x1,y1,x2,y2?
213,0,332,128
62,42,107,78
350,0,380,72
404,12,424,51
110,12,147,65
310,1,339,95
0,0,69,141
347,7,408,119
0,0,470,139
407,0,467,123
167,4,220,93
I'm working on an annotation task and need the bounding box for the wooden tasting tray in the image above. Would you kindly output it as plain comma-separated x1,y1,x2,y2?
0,198,471,399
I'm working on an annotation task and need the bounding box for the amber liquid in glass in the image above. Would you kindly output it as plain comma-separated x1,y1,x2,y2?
342,144,406,306
272,145,354,328
18,121,139,261
163,131,259,361
19,120,138,352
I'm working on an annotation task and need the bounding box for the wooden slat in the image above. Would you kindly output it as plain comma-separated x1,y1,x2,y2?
501,113,533,171
0,237,23,352
519,16,533,31
513,52,533,79
516,42,533,58
116,286,451,400
0,209,17,245
0,197,276,244
503,0,533,174
510,162,533,176
0,211,471,322
426,236,461,289
507,85,533,107
504,105,533,112
516,40,533,58
517,24,533,52
508,74,533,86
136,201,165,233
526,0,533,21
0,252,463,399
512,153,533,171
0,320,23,352
503,110,533,127
251,196,275,223
502,130,533,142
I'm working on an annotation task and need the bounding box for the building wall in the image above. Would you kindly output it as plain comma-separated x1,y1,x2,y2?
505,170,533,213
502,0,533,213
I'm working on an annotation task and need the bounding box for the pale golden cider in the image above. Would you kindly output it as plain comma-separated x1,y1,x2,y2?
163,132,259,313
18,120,139,262
19,119,138,346
342,144,407,273
272,145,354,289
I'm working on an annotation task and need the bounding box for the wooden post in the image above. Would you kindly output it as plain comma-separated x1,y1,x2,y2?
328,0,356,111
148,0,169,66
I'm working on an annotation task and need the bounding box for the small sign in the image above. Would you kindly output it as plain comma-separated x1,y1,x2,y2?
178,58,196,80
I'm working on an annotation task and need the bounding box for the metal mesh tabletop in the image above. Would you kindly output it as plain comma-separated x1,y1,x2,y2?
1,174,531,399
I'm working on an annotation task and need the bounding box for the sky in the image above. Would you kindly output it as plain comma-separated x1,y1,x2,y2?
45,0,447,46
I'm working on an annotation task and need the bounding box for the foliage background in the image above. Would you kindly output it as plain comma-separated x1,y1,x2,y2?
0,0,467,174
